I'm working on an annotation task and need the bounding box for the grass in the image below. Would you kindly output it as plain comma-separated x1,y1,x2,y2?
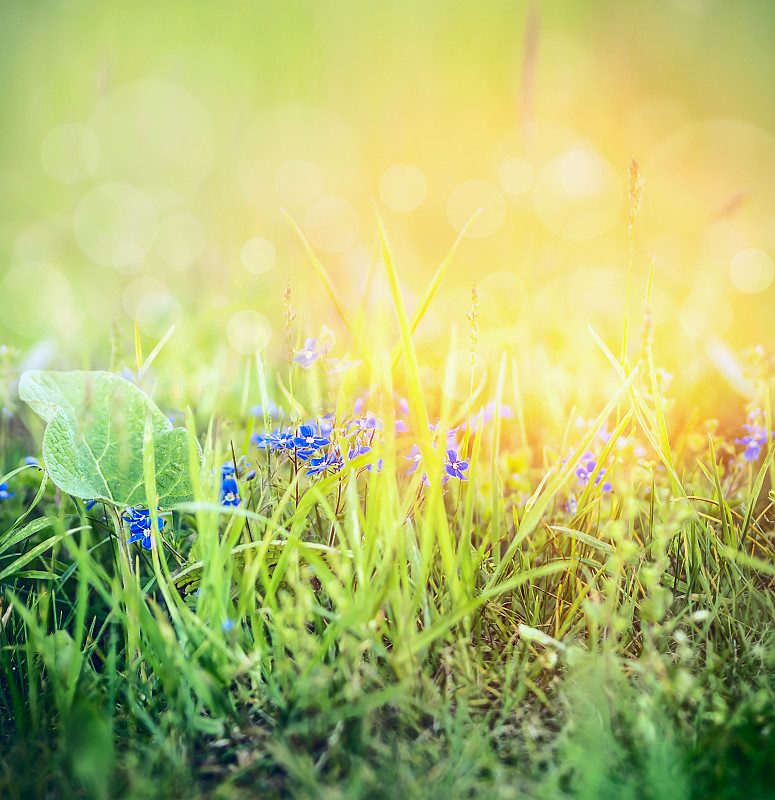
1,221,775,800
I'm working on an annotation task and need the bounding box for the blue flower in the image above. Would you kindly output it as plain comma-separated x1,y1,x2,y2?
122,507,165,550
404,443,422,474
216,457,257,507
293,425,330,460
348,444,382,472
219,457,256,481
306,449,344,476
735,423,770,462
84,499,98,510
0,482,15,500
444,450,469,481
220,476,241,507
575,452,612,492
24,456,41,468
293,338,326,369
350,412,383,432
254,429,295,452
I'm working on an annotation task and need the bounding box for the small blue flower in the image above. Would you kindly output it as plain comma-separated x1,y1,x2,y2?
348,444,382,472
444,450,469,481
574,452,612,492
24,456,41,468
222,618,236,632
735,423,770,462
122,506,165,550
220,476,241,507
293,425,330,460
404,443,421,474
84,499,98,510
254,429,295,452
350,412,383,432
219,457,256,482
0,482,15,500
307,449,344,477
293,338,324,369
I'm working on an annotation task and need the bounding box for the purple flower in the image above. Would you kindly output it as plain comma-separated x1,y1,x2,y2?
735,423,770,462
350,412,383,432
444,450,469,481
574,452,612,492
471,402,514,431
404,443,422,474
293,338,325,369
348,444,382,472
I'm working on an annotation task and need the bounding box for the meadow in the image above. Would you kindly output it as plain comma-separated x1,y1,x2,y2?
2,2,775,798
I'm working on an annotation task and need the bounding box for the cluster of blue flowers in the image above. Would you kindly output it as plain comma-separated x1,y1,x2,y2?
122,507,165,550
252,408,472,484
575,452,613,493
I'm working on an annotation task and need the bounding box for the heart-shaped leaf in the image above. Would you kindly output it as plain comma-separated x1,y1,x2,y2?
19,370,197,509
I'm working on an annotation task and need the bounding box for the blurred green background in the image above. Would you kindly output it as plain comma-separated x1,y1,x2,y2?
1,0,774,420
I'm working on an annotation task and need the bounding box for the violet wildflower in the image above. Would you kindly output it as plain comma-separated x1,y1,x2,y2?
404,443,421,474
471,402,514,431
348,444,382,472
351,412,383,432
575,452,612,492
736,423,770,462
293,338,324,369
444,450,469,481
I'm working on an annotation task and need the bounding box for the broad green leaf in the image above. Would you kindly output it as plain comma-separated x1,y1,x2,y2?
19,370,197,509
